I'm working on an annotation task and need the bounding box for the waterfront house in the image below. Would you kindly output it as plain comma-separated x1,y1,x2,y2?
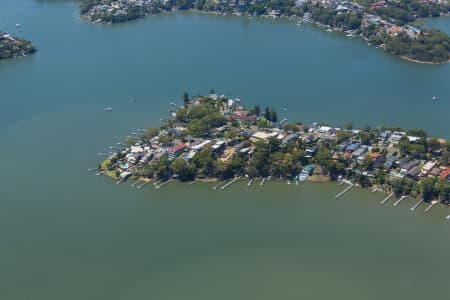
440,168,450,181
400,159,420,174
391,131,406,142
421,161,436,176
352,145,368,159
429,167,441,177
212,140,226,153
191,140,211,151
169,143,186,158
251,131,278,141
373,155,386,169
346,142,360,153
407,166,421,179
305,145,319,157
282,133,299,144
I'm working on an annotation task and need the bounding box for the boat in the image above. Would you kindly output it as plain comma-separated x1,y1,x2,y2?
104,107,112,112
283,107,288,112
432,96,437,102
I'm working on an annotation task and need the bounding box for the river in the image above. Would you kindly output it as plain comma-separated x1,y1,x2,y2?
0,1,450,299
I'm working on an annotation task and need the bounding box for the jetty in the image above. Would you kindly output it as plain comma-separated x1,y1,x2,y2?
393,195,408,206
446,215,450,220
188,180,197,186
424,200,440,213
131,178,143,187
410,199,424,211
335,184,354,199
338,181,345,186
259,178,266,186
155,179,173,190
247,179,254,186
220,178,238,190
137,180,151,189
380,193,394,205
213,180,226,190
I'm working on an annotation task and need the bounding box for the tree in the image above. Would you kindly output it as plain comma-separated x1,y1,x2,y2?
342,121,352,130
270,108,278,122
172,158,195,181
253,105,261,116
437,179,450,203
264,107,270,121
140,128,159,141
361,154,374,172
154,156,171,179
420,177,437,202
183,91,190,107
192,147,215,177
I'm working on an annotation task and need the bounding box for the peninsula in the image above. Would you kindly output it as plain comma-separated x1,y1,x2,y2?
98,91,450,209
0,31,36,60
79,0,450,63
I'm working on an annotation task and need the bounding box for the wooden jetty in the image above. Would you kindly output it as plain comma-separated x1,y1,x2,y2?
137,180,151,189
424,200,440,213
259,178,266,186
188,180,197,186
380,193,394,205
393,195,408,206
335,184,354,199
213,180,226,190
410,199,424,211
446,214,450,220
338,181,345,186
131,178,143,187
155,179,173,190
221,178,238,190
247,179,254,186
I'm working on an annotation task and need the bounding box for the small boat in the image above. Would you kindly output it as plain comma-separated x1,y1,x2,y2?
326,29,333,32
283,107,288,112
446,215,450,220
432,96,437,102
104,107,112,112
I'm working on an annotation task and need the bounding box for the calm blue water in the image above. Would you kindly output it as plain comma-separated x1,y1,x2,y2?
0,1,450,299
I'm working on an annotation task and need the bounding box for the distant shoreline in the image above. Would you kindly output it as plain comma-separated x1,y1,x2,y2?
400,56,450,65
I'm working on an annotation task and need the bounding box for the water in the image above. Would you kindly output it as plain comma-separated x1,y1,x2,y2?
0,1,450,299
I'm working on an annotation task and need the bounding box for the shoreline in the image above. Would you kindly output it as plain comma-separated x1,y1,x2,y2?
80,8,450,65
96,92,450,218
399,56,450,65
